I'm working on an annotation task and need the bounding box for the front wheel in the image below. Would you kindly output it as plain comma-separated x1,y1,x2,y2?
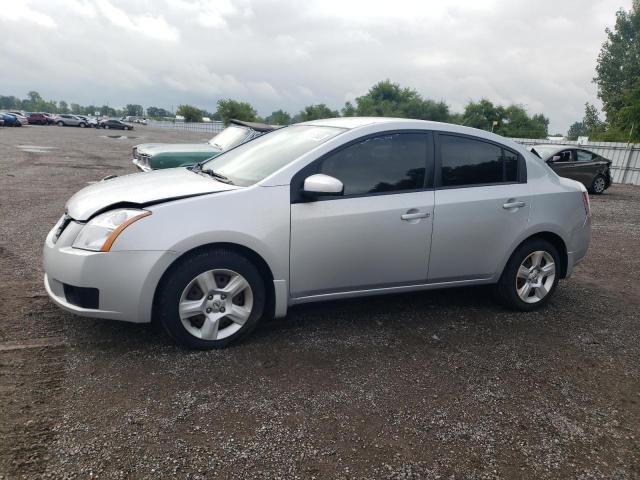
156,249,266,349
495,239,560,311
79,122,86,128
590,175,607,194
57,121,64,126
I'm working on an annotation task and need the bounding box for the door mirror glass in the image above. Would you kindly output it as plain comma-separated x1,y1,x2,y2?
302,174,344,197
549,155,562,163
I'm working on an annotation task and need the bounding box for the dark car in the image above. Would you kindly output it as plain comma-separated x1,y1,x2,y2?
27,112,49,125
529,145,612,194
0,113,21,127
99,119,133,130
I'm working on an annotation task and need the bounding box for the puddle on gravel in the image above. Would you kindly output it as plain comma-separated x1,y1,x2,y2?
101,135,139,139
16,145,58,153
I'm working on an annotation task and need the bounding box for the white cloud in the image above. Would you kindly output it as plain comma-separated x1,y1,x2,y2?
0,1,57,28
0,0,633,131
96,1,179,41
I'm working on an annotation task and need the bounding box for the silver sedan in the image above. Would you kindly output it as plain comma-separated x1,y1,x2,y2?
43,117,591,349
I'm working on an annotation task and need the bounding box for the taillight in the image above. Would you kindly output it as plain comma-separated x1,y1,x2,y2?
582,191,590,217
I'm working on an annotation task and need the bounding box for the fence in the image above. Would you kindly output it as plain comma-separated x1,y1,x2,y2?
511,138,640,186
146,119,225,134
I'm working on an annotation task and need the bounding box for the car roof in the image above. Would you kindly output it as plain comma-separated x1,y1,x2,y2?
297,117,527,149
530,144,595,156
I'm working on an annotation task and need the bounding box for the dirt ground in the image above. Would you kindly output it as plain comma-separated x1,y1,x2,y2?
0,125,638,479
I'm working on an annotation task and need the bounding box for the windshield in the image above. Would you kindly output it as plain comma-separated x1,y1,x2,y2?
203,125,345,186
529,145,559,159
208,125,251,150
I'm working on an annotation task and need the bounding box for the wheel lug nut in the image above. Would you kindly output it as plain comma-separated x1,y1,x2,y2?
220,307,225,313
220,294,226,300
207,295,213,300
206,308,212,313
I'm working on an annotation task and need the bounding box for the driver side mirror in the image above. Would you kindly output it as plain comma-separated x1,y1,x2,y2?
548,155,562,163
302,174,344,198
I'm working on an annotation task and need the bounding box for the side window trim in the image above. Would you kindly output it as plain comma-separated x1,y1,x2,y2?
434,131,527,189
290,129,435,204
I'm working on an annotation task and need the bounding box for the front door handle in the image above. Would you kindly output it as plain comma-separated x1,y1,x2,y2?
401,210,430,221
503,201,526,209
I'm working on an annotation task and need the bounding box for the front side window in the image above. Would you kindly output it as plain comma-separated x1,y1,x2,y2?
440,135,519,187
318,133,430,196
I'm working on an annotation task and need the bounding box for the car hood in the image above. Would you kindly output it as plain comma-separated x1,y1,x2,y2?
66,168,239,221
136,142,221,156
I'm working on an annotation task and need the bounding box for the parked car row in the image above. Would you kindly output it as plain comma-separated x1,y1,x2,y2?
0,111,136,130
44,117,592,350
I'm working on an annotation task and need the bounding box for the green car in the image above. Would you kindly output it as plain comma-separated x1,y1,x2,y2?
132,119,278,171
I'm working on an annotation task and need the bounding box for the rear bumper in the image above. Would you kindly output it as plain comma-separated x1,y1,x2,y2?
565,216,591,278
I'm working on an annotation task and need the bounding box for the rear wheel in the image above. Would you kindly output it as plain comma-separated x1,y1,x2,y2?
156,249,266,349
57,121,64,126
495,239,560,311
590,175,607,194
79,122,86,128
105,125,110,129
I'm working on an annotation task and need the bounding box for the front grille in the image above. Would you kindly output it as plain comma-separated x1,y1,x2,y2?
63,284,99,309
139,154,150,167
132,147,138,159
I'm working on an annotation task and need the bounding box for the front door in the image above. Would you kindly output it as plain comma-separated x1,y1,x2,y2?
290,132,435,298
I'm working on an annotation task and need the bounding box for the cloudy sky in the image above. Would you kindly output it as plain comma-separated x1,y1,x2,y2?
0,0,631,132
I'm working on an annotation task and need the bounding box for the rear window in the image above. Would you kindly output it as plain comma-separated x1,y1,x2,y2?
440,135,519,187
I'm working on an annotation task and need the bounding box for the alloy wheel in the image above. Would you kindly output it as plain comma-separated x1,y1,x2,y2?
516,250,556,303
593,176,606,193
178,269,253,340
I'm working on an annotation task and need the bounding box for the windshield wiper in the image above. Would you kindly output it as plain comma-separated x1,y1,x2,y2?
201,169,234,184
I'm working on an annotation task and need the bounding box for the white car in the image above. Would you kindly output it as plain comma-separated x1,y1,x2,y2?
43,117,591,349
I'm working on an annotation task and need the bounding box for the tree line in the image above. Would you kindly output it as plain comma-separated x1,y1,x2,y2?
1,81,551,139
567,1,640,142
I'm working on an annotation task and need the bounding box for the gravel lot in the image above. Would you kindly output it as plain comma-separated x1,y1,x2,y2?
0,125,639,479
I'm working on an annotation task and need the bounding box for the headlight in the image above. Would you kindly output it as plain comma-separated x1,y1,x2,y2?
72,209,151,252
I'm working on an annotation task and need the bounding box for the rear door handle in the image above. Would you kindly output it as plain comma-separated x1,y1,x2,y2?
401,210,430,221
502,201,526,209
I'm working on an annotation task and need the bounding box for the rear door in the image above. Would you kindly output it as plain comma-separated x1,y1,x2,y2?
574,149,603,186
428,133,530,282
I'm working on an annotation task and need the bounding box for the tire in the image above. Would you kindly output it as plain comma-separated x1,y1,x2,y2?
79,122,86,128
590,175,607,194
494,239,560,311
57,121,64,127
105,125,110,129
124,126,130,130
156,248,266,349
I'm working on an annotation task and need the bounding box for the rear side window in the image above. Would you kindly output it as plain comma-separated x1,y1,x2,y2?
439,135,519,187
318,133,430,196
